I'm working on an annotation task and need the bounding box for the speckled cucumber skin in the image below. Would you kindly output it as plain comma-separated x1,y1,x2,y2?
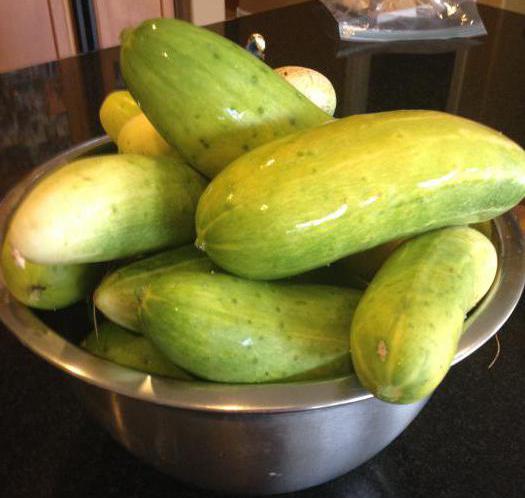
82,321,193,379
196,110,525,280
1,232,101,310
138,270,362,383
350,227,497,404
8,154,208,265
120,18,330,178
94,245,213,332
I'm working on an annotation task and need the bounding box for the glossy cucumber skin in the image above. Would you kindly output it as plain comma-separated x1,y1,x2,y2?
350,227,497,404
82,321,193,379
196,110,525,280
99,90,142,143
138,270,362,383
94,245,213,332
120,18,330,178
1,233,101,310
9,154,207,265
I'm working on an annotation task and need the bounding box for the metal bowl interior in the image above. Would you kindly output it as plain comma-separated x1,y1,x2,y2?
0,135,523,414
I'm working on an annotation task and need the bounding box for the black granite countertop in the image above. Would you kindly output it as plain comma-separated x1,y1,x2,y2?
1,2,524,497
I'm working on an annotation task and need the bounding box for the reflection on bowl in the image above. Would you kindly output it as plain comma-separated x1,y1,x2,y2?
0,136,523,494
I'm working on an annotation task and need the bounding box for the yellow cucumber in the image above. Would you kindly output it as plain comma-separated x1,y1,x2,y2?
117,113,185,161
275,66,337,116
99,90,141,143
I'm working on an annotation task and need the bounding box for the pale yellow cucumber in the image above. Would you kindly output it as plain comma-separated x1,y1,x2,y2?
99,90,142,143
275,66,337,116
117,113,185,161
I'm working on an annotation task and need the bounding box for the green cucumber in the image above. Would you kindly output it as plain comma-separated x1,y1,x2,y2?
117,113,185,162
350,226,497,404
120,18,330,178
1,232,101,310
99,90,142,143
8,154,207,265
94,245,213,332
138,269,362,383
82,321,193,379
196,110,525,280
94,245,345,334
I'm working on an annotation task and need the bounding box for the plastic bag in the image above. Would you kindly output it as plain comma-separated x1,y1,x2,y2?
319,0,487,41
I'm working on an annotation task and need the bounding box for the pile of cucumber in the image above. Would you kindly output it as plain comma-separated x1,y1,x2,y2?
3,18,525,404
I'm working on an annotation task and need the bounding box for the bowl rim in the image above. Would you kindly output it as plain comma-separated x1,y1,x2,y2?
0,135,523,414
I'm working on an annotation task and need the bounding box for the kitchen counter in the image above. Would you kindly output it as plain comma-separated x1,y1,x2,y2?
1,2,524,497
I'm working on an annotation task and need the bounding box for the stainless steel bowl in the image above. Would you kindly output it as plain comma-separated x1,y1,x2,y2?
1,137,524,495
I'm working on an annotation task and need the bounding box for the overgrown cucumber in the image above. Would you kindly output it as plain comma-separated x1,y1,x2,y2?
196,110,525,279
1,232,101,310
120,18,330,178
82,321,193,379
138,271,362,383
95,245,213,332
350,226,497,404
9,154,207,265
